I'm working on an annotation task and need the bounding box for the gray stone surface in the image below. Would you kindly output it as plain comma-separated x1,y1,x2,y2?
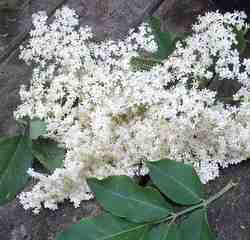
0,196,101,240
0,0,68,62
0,58,31,136
207,160,250,240
0,0,68,136
156,0,212,33
0,0,249,239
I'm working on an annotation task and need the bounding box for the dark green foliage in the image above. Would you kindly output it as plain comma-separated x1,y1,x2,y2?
149,16,180,60
234,27,248,54
147,160,204,205
129,16,183,72
145,223,181,240
0,136,32,204
0,118,66,204
55,159,233,240
32,138,64,172
180,209,216,240
87,175,173,223
56,213,149,240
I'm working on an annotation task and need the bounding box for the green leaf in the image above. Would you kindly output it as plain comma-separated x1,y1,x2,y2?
234,27,248,54
0,136,32,204
147,159,204,205
145,223,181,240
149,16,178,60
32,138,64,172
156,31,175,59
149,16,161,34
29,118,47,140
180,209,216,240
55,213,148,240
87,175,173,223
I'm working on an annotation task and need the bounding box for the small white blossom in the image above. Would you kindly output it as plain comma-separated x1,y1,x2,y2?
16,7,250,213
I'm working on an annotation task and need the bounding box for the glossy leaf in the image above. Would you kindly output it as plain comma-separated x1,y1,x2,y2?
32,138,64,171
0,136,32,204
180,209,216,240
147,159,204,205
55,213,148,240
145,223,181,240
30,118,47,140
87,175,173,223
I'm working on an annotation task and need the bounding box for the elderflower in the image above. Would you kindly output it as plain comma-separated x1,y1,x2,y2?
15,7,250,213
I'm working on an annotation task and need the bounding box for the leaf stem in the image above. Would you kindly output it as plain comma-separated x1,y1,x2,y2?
153,181,237,225
203,180,237,207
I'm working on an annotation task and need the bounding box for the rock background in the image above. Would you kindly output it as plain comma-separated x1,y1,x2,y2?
0,0,249,239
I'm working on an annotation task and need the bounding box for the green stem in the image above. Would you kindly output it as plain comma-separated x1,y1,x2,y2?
204,180,237,206
153,181,237,225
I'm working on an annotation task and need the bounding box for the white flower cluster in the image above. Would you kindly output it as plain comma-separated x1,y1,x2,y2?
15,7,250,213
